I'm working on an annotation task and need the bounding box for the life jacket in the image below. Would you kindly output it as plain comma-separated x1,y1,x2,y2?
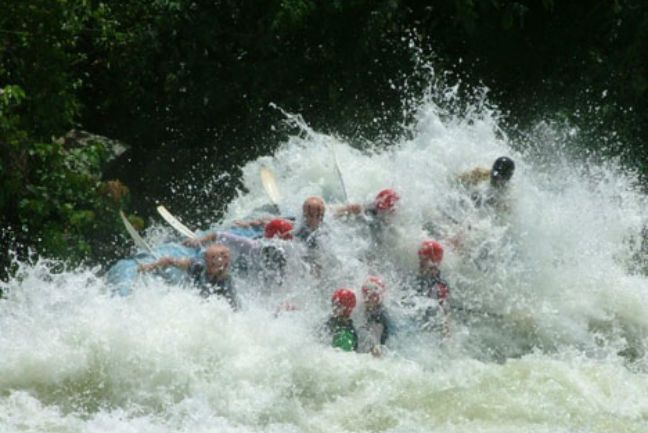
325,316,358,352
416,274,449,302
364,307,391,345
294,225,320,250
188,259,239,310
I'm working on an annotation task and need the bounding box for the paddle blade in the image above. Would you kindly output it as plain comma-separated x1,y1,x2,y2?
260,166,281,206
119,210,153,254
156,205,197,239
330,141,348,203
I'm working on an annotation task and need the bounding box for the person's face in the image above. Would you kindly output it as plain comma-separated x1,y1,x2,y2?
204,246,230,277
377,209,397,224
363,291,381,310
303,198,325,229
332,300,347,317
419,257,439,275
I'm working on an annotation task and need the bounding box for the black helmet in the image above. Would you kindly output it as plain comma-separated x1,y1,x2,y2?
491,156,515,184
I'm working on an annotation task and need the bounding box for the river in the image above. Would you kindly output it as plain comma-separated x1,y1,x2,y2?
1,79,647,433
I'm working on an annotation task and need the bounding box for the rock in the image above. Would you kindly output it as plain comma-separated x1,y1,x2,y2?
56,129,129,164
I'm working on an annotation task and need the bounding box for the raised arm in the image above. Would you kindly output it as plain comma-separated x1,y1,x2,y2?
138,256,191,273
182,232,217,247
334,203,364,218
182,230,258,255
234,216,273,228
457,167,490,187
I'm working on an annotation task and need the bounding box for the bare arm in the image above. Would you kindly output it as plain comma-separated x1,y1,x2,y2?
182,232,217,247
334,203,363,217
457,167,490,187
182,230,257,255
234,216,272,228
138,256,191,273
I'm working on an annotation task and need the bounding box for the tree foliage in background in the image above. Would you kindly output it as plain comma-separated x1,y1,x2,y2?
426,0,648,166
0,1,133,277
0,82,133,277
1,0,647,276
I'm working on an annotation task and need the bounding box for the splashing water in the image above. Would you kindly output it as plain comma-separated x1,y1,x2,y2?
2,80,648,433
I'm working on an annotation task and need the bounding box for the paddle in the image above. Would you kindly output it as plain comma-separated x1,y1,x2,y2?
119,210,154,255
156,205,198,239
330,140,349,203
259,165,281,213
119,210,164,277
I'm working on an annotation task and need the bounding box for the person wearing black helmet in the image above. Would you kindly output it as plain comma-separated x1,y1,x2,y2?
490,156,515,189
458,156,515,211
451,156,518,271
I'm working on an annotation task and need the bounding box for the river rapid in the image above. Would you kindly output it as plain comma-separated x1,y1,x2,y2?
2,80,648,433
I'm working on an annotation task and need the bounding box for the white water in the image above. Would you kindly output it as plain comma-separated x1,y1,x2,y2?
2,82,648,432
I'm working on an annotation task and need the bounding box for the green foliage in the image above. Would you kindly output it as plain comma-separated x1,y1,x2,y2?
0,1,87,138
7,133,115,258
272,0,316,31
0,84,130,276
0,85,25,107
0,85,27,145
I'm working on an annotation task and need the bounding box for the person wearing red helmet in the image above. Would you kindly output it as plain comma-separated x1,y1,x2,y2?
335,188,401,252
235,197,325,244
336,188,400,217
181,219,293,287
373,189,400,213
358,276,392,357
263,218,294,240
183,217,294,246
322,288,358,352
418,240,445,268
233,197,328,274
409,239,451,335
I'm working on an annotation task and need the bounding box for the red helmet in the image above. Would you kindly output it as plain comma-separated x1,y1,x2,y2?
264,218,293,240
373,189,400,213
361,276,387,303
418,240,444,263
331,288,356,317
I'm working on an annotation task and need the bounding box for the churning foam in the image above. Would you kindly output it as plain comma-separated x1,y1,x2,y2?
2,81,648,432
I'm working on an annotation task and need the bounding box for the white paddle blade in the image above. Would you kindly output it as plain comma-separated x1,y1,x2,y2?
156,205,197,239
119,210,153,254
260,166,281,206
330,141,348,203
